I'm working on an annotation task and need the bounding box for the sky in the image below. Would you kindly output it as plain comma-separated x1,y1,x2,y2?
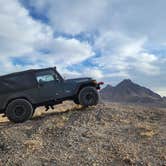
0,0,166,96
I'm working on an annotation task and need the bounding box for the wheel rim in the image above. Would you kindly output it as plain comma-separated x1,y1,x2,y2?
14,106,26,117
85,91,96,105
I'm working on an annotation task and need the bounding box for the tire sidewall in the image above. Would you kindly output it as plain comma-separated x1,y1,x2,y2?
6,99,33,123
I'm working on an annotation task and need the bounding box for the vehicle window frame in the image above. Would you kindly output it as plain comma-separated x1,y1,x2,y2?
54,70,64,82
36,74,55,83
35,69,61,84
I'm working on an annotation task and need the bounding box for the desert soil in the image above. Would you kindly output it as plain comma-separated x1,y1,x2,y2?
0,102,165,166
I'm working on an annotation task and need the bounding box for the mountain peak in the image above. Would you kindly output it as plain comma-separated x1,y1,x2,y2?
100,79,162,103
123,79,132,83
121,79,134,84
105,84,113,88
116,79,134,88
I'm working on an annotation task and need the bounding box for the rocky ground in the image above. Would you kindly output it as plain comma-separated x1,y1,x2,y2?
0,102,165,166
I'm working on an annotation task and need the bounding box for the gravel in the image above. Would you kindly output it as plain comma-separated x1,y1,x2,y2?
0,102,165,166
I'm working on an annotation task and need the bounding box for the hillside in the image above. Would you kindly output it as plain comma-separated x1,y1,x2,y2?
100,79,164,104
0,102,165,166
163,97,166,102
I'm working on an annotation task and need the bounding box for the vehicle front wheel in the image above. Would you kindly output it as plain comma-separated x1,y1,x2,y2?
78,86,99,107
6,99,34,123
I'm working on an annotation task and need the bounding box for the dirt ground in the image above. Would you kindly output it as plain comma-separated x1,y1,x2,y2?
0,102,165,166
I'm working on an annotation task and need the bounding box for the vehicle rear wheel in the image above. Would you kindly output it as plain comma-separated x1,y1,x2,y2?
78,86,99,107
6,99,33,123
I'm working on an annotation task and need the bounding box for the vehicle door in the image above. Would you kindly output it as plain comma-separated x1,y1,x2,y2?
35,69,63,102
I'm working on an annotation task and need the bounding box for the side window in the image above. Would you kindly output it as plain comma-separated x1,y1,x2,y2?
36,74,54,83
36,70,55,84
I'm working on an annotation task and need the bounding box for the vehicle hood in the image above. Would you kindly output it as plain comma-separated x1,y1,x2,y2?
65,77,93,83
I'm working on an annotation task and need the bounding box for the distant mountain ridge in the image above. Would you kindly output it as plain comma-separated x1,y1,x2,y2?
163,97,166,102
100,79,165,104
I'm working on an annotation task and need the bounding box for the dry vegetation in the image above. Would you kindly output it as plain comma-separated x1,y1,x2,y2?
0,101,165,166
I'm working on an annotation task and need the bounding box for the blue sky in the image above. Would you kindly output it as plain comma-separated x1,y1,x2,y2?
0,0,166,96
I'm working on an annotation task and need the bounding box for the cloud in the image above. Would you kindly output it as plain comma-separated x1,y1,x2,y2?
0,0,166,96
0,0,53,57
0,0,94,74
94,31,160,76
26,0,109,34
83,68,103,79
26,0,166,43
62,67,104,80
45,37,94,66
25,37,95,70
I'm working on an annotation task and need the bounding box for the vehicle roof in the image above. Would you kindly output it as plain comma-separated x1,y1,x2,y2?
0,67,56,79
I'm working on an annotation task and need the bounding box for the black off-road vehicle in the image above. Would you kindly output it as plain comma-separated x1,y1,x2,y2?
0,67,103,123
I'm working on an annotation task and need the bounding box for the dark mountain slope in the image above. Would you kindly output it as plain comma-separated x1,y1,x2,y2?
100,79,162,103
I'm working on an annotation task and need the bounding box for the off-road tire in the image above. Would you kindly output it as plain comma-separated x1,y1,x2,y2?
78,86,99,107
6,99,33,123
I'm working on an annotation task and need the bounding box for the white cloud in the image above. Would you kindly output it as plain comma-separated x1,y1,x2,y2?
62,67,104,80
94,31,160,76
28,0,109,35
0,0,166,95
83,68,103,79
46,37,94,66
25,37,95,71
0,0,53,57
27,0,166,43
0,0,94,74
22,0,166,78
